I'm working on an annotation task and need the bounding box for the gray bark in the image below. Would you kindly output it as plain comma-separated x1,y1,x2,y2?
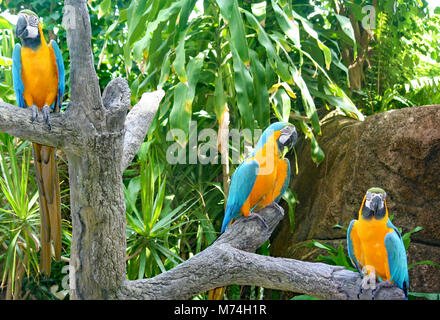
121,89,165,172
0,0,406,300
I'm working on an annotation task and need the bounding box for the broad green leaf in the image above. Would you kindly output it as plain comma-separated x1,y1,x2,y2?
249,49,270,128
402,226,423,250
282,189,297,234
244,9,292,83
296,119,325,164
271,0,300,48
291,9,331,69
214,73,227,120
335,14,357,60
169,53,204,140
251,1,267,23
268,82,296,99
132,1,183,62
272,88,291,122
186,53,205,102
158,50,171,90
318,83,365,121
172,29,188,83
126,0,150,45
291,67,321,134
230,44,254,130
216,0,249,63
98,0,112,19
0,16,12,30
408,292,440,300
177,0,198,32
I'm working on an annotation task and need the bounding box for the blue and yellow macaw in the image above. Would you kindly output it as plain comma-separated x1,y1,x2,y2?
12,10,65,276
209,122,297,299
347,188,409,298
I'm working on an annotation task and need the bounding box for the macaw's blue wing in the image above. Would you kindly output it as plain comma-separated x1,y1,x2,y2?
49,40,65,111
385,220,409,296
274,158,291,203
12,44,26,108
347,219,362,274
221,159,259,233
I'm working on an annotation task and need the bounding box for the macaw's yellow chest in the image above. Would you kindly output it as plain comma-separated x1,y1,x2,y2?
246,132,283,210
21,45,58,109
355,218,394,281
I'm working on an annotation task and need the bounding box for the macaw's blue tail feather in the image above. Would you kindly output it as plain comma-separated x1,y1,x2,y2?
221,209,232,233
221,219,229,233
221,205,240,233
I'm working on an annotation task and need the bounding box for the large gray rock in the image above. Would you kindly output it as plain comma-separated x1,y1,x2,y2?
272,105,440,294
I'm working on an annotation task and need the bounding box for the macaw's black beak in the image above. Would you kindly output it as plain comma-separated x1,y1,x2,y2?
278,125,298,150
362,193,387,220
16,15,27,38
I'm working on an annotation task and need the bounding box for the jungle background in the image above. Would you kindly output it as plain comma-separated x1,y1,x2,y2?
0,0,439,300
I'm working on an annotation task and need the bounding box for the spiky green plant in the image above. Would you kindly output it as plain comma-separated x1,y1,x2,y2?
0,134,40,299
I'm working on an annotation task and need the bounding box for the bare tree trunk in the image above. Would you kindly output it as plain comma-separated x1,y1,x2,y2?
0,0,406,300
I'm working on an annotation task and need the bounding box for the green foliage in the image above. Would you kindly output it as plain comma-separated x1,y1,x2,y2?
125,141,190,279
290,294,320,300
354,0,440,114
115,0,365,166
0,13,15,104
301,239,357,272
402,226,423,251
0,133,40,299
408,292,440,300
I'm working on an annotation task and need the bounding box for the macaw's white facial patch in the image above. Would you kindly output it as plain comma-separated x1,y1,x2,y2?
365,191,386,210
25,25,39,38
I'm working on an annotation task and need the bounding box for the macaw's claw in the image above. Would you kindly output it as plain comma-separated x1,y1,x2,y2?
357,285,364,299
30,105,38,122
372,280,395,300
266,202,284,216
248,212,269,231
41,105,52,130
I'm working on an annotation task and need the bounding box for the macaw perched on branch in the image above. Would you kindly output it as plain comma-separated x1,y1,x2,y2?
347,188,409,299
12,10,65,276
209,122,298,300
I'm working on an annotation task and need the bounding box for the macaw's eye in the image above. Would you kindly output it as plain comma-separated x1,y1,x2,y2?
29,16,39,27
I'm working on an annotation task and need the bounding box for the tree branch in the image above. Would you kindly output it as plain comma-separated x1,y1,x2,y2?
64,0,104,124
0,101,80,151
121,90,165,172
119,205,405,300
